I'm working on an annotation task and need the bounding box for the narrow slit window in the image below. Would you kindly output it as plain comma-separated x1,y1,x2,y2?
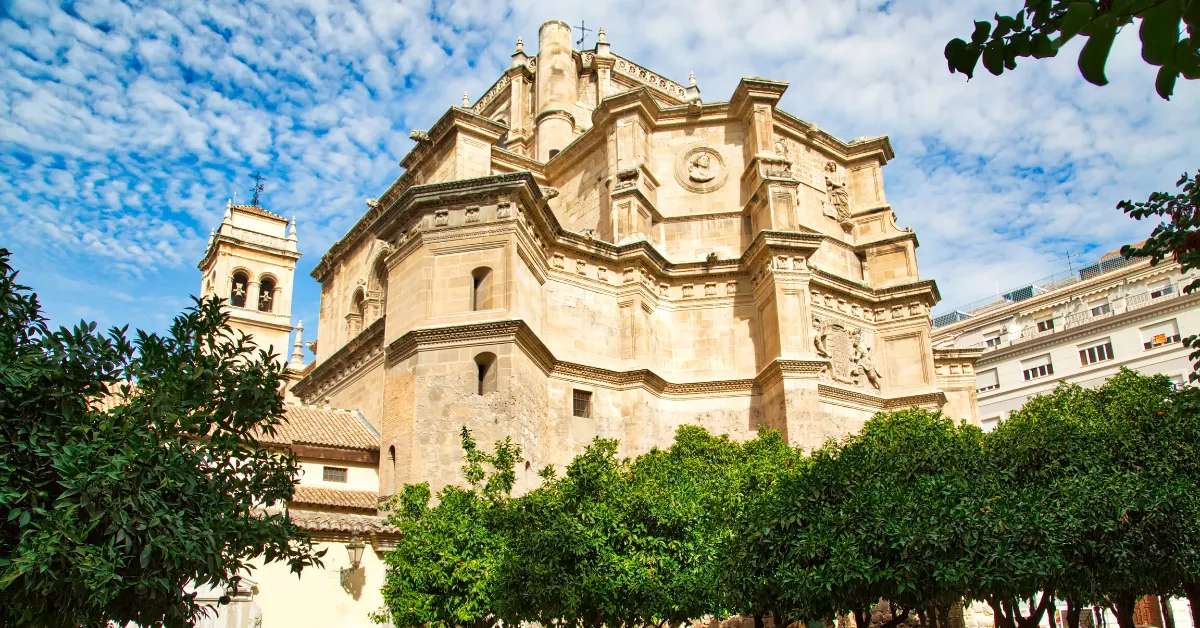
475,352,497,395
471,267,493,312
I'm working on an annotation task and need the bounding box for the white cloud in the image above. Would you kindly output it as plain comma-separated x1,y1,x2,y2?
0,0,1195,336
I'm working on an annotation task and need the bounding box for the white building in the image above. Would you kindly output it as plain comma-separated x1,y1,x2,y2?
931,248,1199,433
933,248,1199,628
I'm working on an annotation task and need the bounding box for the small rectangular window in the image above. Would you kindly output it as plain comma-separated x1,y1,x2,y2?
976,368,999,392
981,417,1001,433
984,331,1002,349
1036,318,1055,333
1141,319,1181,350
1021,354,1054,381
1169,374,1186,390
1079,339,1114,366
1090,300,1111,317
572,390,592,418
1149,281,1174,299
322,466,348,483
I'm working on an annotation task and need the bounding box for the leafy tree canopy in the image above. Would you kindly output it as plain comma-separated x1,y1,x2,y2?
946,0,1200,99
377,427,521,628
0,248,321,627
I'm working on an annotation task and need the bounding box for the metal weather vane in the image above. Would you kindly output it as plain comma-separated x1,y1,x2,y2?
249,171,267,207
574,20,592,49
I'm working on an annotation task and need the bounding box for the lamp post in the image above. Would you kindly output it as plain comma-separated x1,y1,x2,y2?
340,537,365,586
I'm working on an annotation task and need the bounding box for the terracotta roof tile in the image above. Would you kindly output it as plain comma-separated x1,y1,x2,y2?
291,486,380,511
256,405,379,451
263,507,399,534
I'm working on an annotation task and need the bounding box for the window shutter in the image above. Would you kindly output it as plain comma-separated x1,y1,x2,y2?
1142,319,1179,339
1021,354,1051,369
976,369,998,389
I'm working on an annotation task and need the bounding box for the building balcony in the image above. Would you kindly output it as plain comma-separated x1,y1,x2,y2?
960,281,1185,354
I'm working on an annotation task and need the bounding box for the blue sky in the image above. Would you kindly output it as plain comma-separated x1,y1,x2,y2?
2,0,1197,344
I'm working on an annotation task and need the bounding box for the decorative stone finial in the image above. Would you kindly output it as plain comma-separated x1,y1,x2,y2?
222,201,232,223
689,71,696,87
462,92,469,107
287,216,297,240
289,321,305,368
516,36,523,53
597,27,606,43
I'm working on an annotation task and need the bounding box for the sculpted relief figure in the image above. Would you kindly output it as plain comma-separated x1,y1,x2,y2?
824,160,851,223
688,152,716,183
849,328,882,390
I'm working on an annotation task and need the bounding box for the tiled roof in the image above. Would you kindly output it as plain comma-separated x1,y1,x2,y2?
291,486,380,511
262,507,399,534
256,405,379,451
1099,239,1148,261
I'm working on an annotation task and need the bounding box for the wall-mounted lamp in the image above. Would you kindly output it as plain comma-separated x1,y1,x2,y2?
339,537,365,586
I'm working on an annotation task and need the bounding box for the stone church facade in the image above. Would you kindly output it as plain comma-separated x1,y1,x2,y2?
212,21,982,503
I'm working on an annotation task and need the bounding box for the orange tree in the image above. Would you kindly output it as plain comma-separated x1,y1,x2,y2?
0,249,321,627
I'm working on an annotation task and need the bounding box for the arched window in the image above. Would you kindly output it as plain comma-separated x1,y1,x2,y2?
372,257,389,320
387,445,397,494
471,267,493,312
230,271,249,308
258,276,277,312
347,289,365,336
474,352,497,395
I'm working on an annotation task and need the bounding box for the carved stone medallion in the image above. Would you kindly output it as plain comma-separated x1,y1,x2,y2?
674,146,727,194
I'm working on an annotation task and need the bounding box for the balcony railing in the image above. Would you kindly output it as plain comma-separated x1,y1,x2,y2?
956,282,1183,354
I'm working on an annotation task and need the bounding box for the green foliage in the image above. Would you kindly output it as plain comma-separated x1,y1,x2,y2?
496,426,787,628
376,429,521,628
736,410,982,625
1122,171,1200,379
0,248,321,627
945,0,1200,99
376,375,1199,628
977,370,1200,628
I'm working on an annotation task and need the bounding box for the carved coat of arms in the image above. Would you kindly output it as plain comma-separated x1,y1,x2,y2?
813,316,882,390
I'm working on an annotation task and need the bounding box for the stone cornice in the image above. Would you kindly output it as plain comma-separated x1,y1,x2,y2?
819,384,945,411
291,317,385,400
854,231,921,252
773,109,895,163
729,77,790,119
198,233,302,271
933,347,986,361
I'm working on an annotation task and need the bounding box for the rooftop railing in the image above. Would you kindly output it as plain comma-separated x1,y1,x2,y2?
953,280,1182,354
931,255,1145,329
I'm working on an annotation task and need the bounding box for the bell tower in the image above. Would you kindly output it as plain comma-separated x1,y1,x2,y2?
198,200,302,364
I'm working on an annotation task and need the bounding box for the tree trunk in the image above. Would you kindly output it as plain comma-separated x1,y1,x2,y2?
854,609,871,628
937,604,951,628
1048,598,1058,628
881,606,911,628
1161,595,1177,628
918,608,929,628
989,598,1015,628
1065,600,1082,628
1184,583,1200,628
1112,594,1137,628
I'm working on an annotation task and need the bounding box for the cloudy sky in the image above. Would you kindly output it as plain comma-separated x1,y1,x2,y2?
2,0,1197,343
